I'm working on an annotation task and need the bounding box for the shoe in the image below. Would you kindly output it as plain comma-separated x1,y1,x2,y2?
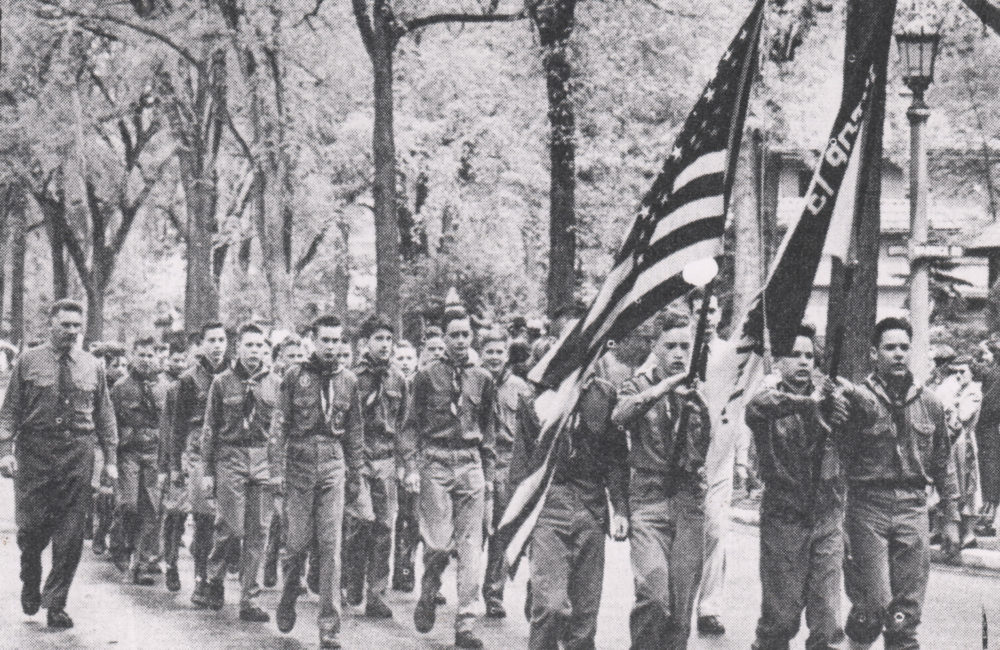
21,584,40,616
344,582,363,607
47,608,74,629
414,596,437,634
485,602,507,619
364,598,393,619
434,592,446,606
129,567,155,586
191,580,211,608
276,586,298,634
92,539,106,556
206,579,225,611
976,524,997,537
146,564,163,575
239,605,271,622
165,566,181,592
698,615,726,636
455,631,485,649
319,628,342,649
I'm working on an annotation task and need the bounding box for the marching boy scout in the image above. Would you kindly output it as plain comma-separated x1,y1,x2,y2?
200,323,275,622
342,315,408,618
613,312,710,650
402,307,497,650
274,315,363,649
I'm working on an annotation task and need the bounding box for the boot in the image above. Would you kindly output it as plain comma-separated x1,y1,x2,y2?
129,565,155,586
276,582,299,633
165,565,181,592
191,578,211,608
206,579,225,611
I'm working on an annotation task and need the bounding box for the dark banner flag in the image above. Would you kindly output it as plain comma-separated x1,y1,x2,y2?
499,0,766,574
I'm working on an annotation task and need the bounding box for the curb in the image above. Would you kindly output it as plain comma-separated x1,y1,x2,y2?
731,507,1000,572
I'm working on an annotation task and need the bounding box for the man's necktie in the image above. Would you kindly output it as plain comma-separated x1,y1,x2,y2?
58,351,72,426
450,364,464,417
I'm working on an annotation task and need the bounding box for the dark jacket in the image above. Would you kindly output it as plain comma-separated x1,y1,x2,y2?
613,363,712,496
277,356,363,476
0,342,118,465
401,354,497,483
111,367,166,455
354,354,408,465
842,373,960,520
171,356,228,472
510,354,630,524
745,378,844,524
158,372,181,474
202,361,273,474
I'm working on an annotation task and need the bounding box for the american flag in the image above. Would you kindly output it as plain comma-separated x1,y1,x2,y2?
499,0,766,573
529,0,765,391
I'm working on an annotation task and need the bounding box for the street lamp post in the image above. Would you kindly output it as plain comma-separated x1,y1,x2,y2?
896,14,941,383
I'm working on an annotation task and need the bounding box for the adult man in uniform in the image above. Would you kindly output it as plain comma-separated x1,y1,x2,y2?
159,341,189,592
745,325,849,649
274,315,362,649
342,315,408,618
480,330,533,619
110,336,166,585
613,313,710,650
840,318,960,650
403,308,497,650
0,299,119,629
201,323,275,622
173,322,229,607
515,349,629,649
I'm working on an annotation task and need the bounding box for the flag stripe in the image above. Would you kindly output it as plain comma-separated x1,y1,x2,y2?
673,151,726,195
650,196,725,246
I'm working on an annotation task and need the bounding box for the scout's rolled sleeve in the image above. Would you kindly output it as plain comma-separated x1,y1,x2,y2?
94,364,118,467
0,359,23,457
611,378,658,427
746,388,815,422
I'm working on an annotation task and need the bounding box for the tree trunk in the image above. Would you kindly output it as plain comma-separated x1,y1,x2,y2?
731,131,763,322
9,186,26,346
0,188,10,327
333,220,351,318
182,165,220,334
532,0,578,319
824,0,895,380
84,275,105,344
371,0,403,323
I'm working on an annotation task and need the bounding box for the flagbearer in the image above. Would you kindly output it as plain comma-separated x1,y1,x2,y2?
479,330,533,619
110,336,166,586
342,315,408,618
402,306,497,650
0,299,119,629
200,323,275,622
840,318,960,650
613,312,711,650
274,315,363,649
514,349,629,650
745,324,850,650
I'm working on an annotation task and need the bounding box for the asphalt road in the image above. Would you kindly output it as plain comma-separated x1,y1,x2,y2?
0,508,998,648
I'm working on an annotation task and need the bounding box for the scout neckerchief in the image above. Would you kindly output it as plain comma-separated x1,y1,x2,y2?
362,353,389,408
445,352,471,418
199,355,228,377
234,360,267,432
130,365,161,424
304,354,341,428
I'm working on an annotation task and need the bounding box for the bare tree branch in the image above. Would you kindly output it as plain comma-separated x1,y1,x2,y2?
294,226,328,275
295,0,326,27
37,1,202,67
962,0,1000,36
351,0,376,57
403,9,527,32
637,0,702,19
